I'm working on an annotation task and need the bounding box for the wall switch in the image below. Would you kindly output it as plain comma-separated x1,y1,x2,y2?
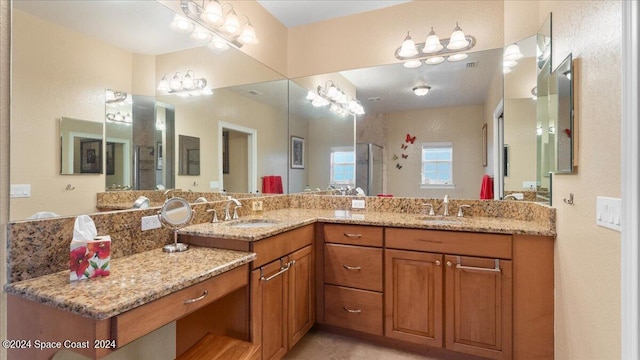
522,181,537,190
252,201,263,211
141,215,161,231
596,196,621,232
351,199,365,209
10,184,31,198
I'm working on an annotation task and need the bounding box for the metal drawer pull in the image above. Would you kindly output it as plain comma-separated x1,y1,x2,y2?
343,233,362,239
342,264,362,271
184,290,208,304
260,259,292,282
455,257,501,273
343,306,362,313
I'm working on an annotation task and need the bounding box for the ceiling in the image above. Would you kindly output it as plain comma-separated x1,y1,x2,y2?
256,0,412,28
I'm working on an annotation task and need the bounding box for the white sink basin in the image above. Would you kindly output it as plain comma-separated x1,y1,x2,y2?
225,219,279,229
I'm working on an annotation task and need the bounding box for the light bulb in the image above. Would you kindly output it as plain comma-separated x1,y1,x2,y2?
403,59,422,68
201,0,224,26
398,32,419,57
170,73,182,91
170,14,194,33
423,27,443,53
223,10,240,34
447,22,469,50
306,91,317,100
182,71,195,89
238,22,258,44
209,36,229,51
413,86,431,96
503,43,523,61
503,59,517,68
191,26,213,42
503,66,512,74
425,56,445,65
447,53,468,62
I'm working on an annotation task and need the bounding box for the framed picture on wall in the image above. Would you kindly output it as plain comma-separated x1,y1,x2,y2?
106,142,115,175
80,140,102,173
291,136,304,169
482,123,488,167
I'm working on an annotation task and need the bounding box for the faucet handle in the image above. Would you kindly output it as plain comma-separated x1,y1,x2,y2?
422,203,435,216
206,209,219,223
457,204,472,217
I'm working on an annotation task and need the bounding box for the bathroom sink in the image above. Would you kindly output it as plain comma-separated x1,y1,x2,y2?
224,219,280,229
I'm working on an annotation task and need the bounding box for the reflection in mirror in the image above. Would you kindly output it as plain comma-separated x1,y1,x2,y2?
105,89,132,188
553,53,574,174
288,79,356,193
179,135,200,176
59,117,104,175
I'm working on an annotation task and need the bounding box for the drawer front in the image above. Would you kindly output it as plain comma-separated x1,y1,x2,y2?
324,285,383,336
114,264,248,347
324,244,382,292
252,225,314,269
386,228,512,259
324,224,383,247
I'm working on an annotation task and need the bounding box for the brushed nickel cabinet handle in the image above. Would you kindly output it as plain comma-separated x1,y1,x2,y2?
342,264,362,271
418,238,442,244
343,306,362,313
184,290,208,304
435,260,441,266
455,257,501,273
343,233,362,239
446,261,453,267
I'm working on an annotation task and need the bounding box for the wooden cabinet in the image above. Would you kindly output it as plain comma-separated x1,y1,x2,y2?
385,229,518,360
250,225,315,360
384,249,443,347
321,224,384,336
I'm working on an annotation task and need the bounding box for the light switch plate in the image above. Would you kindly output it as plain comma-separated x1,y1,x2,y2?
522,181,537,190
596,196,621,232
10,184,31,198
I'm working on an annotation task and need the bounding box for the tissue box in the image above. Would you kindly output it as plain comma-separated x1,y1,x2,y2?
70,236,111,281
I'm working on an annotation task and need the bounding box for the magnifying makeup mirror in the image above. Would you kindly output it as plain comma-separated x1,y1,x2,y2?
159,197,193,253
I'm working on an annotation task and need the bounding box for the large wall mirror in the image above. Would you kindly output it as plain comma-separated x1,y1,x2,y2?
290,48,503,198
10,0,288,220
59,117,104,175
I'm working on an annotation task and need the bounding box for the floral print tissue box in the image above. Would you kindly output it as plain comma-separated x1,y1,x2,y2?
70,236,111,281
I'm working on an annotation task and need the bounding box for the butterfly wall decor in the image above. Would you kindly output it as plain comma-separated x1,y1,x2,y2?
402,154,408,159
405,133,416,144
396,163,402,169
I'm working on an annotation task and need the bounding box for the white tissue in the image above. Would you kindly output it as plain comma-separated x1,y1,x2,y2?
73,215,97,240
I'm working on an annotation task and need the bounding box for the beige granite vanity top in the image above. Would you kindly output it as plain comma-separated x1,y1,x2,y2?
178,208,555,241
4,247,256,320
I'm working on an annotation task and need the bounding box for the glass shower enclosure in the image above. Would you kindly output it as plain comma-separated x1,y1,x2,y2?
356,143,383,196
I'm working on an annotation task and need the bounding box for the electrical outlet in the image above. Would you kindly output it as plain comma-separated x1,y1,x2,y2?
252,201,263,211
141,215,161,231
351,199,365,209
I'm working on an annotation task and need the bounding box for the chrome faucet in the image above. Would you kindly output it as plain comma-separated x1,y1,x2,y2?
457,204,471,217
224,198,242,221
443,195,450,216
163,189,175,200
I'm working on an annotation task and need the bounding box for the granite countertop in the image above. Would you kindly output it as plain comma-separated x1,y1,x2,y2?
178,208,555,241
4,247,256,320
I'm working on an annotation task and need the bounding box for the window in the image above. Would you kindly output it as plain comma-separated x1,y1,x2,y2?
421,142,454,188
330,148,355,185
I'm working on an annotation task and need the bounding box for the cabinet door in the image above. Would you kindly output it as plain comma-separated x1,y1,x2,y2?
444,255,512,360
251,257,289,360
384,249,443,347
288,245,315,350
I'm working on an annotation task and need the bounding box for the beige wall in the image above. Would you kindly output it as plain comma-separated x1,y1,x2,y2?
386,105,485,199
503,99,537,191
10,10,133,220
505,1,623,359
287,0,504,77
223,130,249,193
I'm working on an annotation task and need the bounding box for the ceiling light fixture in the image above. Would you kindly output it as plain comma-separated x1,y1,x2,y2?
157,70,213,97
171,0,259,51
306,80,365,116
412,85,431,96
396,23,476,68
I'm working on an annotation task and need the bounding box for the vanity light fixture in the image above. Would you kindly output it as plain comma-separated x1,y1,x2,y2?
503,43,523,74
306,80,365,116
412,85,431,96
105,89,129,104
395,23,476,68
171,0,259,50
106,110,132,124
157,70,213,97
531,86,538,100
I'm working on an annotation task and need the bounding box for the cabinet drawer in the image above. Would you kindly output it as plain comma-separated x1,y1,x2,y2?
324,244,382,292
114,264,248,347
324,224,383,247
252,225,314,269
324,285,383,336
386,228,512,259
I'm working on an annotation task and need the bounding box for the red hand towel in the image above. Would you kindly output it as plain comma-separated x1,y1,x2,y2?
480,175,494,200
262,176,283,194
